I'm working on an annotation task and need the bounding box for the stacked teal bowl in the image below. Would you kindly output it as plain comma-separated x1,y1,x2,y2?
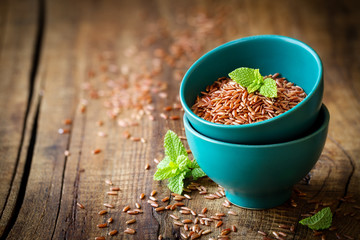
179,35,329,209
180,35,324,145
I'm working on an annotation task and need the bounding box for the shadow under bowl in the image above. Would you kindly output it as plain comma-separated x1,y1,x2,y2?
184,104,329,209
180,35,323,144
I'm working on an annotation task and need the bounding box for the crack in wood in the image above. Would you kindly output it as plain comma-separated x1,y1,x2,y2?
68,114,88,240
327,136,356,209
50,102,88,240
1,100,41,240
0,0,44,238
50,89,80,239
310,156,333,201
0,0,44,222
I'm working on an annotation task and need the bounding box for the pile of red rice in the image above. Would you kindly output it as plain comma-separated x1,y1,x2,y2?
191,74,307,125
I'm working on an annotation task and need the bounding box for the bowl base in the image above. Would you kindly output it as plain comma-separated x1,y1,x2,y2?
225,189,292,210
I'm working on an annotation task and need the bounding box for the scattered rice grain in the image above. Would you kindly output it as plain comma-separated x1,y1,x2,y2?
149,196,157,201
130,137,140,142
258,230,267,236
184,224,189,231
77,202,85,209
97,223,107,228
216,221,223,228
126,219,136,225
201,207,207,214
202,229,212,235
182,219,193,224
105,179,113,185
98,210,108,215
170,214,179,220
184,194,191,199
127,210,140,215
191,233,201,239
155,207,165,212
221,228,231,235
180,210,191,215
107,191,118,195
92,149,101,154
122,205,130,212
124,228,135,235
180,232,188,239
174,221,184,226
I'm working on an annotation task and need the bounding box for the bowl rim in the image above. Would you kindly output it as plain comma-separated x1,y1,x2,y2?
183,104,329,148
180,35,323,129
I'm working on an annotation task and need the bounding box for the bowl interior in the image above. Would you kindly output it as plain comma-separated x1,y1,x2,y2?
180,35,323,127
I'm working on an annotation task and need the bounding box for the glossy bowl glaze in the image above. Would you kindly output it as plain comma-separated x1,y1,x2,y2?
184,104,329,209
180,35,323,144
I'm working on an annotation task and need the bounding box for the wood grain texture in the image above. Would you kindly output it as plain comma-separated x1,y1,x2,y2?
1,0,360,239
0,0,38,237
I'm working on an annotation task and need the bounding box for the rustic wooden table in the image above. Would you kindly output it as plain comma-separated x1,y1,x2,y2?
1,0,359,239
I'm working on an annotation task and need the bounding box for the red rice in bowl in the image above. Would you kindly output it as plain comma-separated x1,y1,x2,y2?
191,74,307,125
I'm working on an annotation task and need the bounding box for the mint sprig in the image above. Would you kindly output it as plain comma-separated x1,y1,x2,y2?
154,130,206,194
228,67,278,98
299,207,333,230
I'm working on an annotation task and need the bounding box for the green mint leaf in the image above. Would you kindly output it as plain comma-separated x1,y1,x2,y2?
176,155,191,171
168,161,178,169
247,81,262,93
228,67,256,88
168,172,186,195
175,155,189,165
189,159,200,169
228,67,278,98
299,207,333,230
259,78,278,98
157,156,171,169
154,131,208,194
153,162,178,180
185,171,193,178
191,167,206,180
164,130,188,162
254,69,263,83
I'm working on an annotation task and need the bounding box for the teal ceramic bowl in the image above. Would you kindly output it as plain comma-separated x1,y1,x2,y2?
184,104,329,209
180,35,323,144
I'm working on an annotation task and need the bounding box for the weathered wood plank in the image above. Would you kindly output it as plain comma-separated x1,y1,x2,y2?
51,1,164,239
2,0,360,239
5,0,81,238
0,0,38,237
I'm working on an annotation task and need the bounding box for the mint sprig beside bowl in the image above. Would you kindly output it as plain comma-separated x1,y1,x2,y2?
154,130,206,195
228,67,277,98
